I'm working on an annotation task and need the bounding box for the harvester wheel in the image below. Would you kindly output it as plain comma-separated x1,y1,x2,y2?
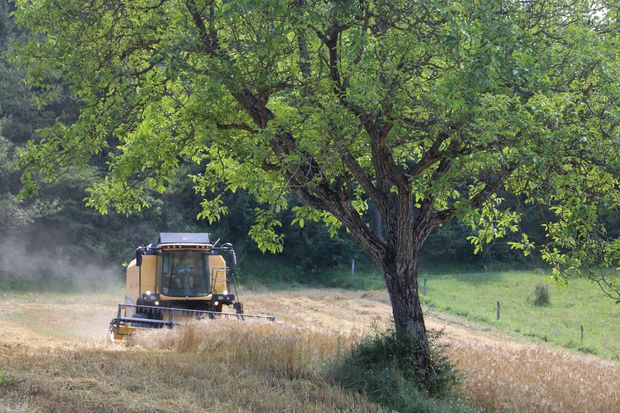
109,319,118,342
207,302,222,319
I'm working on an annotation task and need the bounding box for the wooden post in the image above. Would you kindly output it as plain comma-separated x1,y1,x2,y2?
496,301,500,320
423,277,428,296
351,259,355,275
580,325,584,344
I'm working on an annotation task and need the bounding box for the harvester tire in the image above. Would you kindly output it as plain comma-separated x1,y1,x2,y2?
207,303,222,319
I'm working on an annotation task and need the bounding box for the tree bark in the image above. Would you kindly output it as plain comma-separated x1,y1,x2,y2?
376,242,431,379
371,202,384,242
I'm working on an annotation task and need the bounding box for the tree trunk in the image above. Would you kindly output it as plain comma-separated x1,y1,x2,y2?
379,245,431,378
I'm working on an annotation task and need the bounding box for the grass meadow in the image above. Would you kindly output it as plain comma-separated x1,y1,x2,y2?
418,270,620,360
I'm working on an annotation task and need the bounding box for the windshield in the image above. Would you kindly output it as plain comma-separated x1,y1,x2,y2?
157,251,211,297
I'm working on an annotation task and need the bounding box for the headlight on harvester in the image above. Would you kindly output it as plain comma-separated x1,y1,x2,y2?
141,292,160,303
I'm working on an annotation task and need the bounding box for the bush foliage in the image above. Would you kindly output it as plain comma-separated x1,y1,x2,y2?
332,329,471,413
533,282,551,307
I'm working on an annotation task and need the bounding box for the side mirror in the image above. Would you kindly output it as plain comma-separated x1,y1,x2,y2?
229,250,237,267
135,247,143,267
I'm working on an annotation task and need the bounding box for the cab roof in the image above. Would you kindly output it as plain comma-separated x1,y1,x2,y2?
158,232,211,244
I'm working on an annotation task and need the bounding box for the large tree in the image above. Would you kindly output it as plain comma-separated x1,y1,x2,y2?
14,0,619,379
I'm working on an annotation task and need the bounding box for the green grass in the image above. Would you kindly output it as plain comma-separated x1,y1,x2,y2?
317,266,386,290
419,270,620,360
0,277,80,293
236,257,306,289
237,256,385,290
0,275,123,293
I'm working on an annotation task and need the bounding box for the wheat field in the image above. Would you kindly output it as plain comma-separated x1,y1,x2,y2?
0,322,383,413
1,288,619,412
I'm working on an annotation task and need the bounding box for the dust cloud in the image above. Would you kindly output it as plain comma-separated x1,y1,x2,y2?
0,232,124,292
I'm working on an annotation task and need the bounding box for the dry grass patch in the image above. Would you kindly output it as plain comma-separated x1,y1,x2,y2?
0,321,385,413
134,321,473,413
3,289,620,412
449,338,620,412
132,320,357,381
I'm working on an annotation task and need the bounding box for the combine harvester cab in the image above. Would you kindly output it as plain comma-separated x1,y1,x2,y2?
110,232,275,342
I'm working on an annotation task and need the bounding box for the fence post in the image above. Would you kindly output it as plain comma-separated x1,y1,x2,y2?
580,325,584,344
423,277,428,296
496,301,500,320
351,259,355,275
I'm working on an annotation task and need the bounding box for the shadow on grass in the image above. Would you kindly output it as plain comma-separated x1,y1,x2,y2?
419,263,548,287
238,256,385,291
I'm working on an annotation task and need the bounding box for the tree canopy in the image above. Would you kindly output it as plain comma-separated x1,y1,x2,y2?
14,0,620,382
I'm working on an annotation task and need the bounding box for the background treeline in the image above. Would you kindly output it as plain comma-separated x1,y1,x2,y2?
0,1,562,285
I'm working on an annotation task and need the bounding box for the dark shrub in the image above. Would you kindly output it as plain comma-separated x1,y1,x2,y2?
533,282,550,306
331,329,472,413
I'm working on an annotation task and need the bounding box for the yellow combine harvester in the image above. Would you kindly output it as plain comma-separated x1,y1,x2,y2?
110,232,275,342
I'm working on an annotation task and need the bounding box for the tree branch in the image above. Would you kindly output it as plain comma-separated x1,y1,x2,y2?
432,163,518,226
185,0,219,56
339,146,395,237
